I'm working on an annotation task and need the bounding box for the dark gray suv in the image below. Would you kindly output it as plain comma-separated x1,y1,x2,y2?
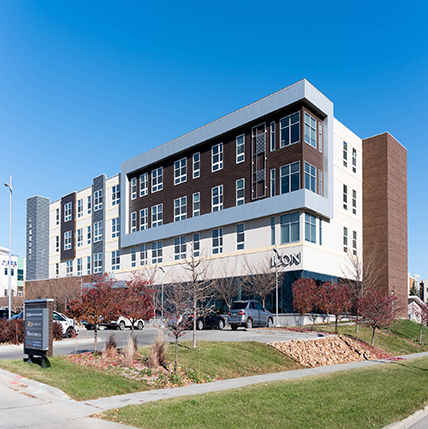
228,300,273,330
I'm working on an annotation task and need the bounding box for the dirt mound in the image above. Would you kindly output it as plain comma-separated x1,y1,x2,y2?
270,336,377,368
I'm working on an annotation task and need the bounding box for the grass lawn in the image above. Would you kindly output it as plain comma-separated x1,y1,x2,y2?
102,356,428,429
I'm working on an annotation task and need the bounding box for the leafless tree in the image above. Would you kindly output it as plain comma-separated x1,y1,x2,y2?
214,258,240,312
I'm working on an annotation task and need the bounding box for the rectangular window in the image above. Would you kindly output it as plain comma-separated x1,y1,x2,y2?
270,169,276,197
140,244,148,266
319,218,322,246
140,208,148,230
193,153,200,179
343,185,348,210
193,233,200,257
353,231,357,256
212,143,223,172
77,258,82,276
237,223,245,250
174,158,187,185
56,263,59,277
131,177,137,200
56,208,60,225
131,246,136,268
236,179,245,206
77,228,83,247
140,173,148,197
77,199,83,218
271,217,276,246
305,213,316,243
94,190,103,211
352,190,357,215
66,260,73,277
94,253,102,273
270,122,276,152
304,162,316,192
131,211,137,233
193,193,200,217
343,142,348,167
87,196,92,215
280,112,300,147
87,256,91,274
352,148,357,173
111,250,120,271
343,227,348,253
64,202,72,222
212,185,223,212
112,217,120,238
152,241,162,264
112,184,120,205
174,236,187,260
64,231,72,250
304,112,316,148
318,121,323,152
152,204,163,228
212,228,223,254
94,221,102,242
87,226,91,245
174,197,187,222
56,235,60,252
236,134,245,163
319,169,323,196
280,162,300,194
280,212,300,244
152,167,163,193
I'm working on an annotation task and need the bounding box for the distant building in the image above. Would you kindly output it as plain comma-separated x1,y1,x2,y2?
0,246,25,297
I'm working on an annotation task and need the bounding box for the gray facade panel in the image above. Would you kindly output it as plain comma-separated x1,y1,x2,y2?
92,175,105,272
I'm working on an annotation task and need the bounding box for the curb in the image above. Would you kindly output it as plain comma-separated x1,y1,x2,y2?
383,405,428,428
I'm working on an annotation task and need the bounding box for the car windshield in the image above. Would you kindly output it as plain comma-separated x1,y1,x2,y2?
231,302,247,310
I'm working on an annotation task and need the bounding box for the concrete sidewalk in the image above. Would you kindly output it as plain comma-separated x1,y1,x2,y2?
2,352,428,428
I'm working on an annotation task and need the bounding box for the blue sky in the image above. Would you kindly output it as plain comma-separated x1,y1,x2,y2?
0,1,427,277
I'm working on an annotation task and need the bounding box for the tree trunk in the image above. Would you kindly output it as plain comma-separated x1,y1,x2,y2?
175,336,178,372
131,321,135,336
94,325,98,352
371,327,376,346
192,300,197,349
355,309,360,333
300,313,303,328
335,316,338,334
420,322,423,345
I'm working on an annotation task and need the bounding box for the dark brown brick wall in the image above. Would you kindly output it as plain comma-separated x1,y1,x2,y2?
363,133,407,315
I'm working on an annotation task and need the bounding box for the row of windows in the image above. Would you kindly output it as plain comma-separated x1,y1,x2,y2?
343,142,357,173
3,268,24,280
343,185,357,214
343,227,358,256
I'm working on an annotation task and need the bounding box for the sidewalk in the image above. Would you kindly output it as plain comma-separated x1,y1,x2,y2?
2,352,428,428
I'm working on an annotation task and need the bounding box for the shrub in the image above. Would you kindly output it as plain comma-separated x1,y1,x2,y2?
122,336,135,367
169,372,183,386
105,333,118,359
149,331,167,368
0,319,24,344
53,321,63,340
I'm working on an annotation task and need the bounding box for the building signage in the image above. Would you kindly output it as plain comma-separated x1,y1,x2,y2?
1,260,17,267
24,308,49,351
271,252,301,268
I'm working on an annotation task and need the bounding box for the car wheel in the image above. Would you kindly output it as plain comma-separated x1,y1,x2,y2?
66,327,75,338
196,319,204,330
137,321,144,330
85,324,93,330
231,324,238,331
246,318,253,329
119,321,125,330
267,318,273,328
218,319,225,330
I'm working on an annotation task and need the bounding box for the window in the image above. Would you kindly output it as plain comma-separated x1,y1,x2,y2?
55,263,59,277
236,179,244,206
66,260,73,277
212,228,223,254
318,121,323,152
212,185,223,212
280,162,300,194
305,214,316,243
352,148,357,173
319,169,323,196
56,208,60,225
64,231,72,250
193,233,200,257
237,223,245,250
64,202,72,222
112,217,120,238
304,162,316,192
87,226,91,245
236,134,245,163
112,250,120,271
174,236,187,260
131,211,137,233
319,219,322,246
152,241,162,264
131,247,136,268
77,228,83,247
94,253,102,274
280,112,300,147
140,244,148,266
270,122,276,152
343,227,348,253
280,212,300,244
94,221,102,242
152,167,163,192
174,158,187,185
352,190,357,215
212,143,223,172
56,235,60,252
343,142,348,167
353,231,357,256
94,190,103,211
140,173,148,197
193,193,200,217
304,112,317,148
270,169,276,197
131,178,137,200
112,184,120,205
174,197,187,222
77,258,82,276
271,217,276,246
87,196,92,215
152,204,163,228
140,208,148,230
77,199,83,218
193,153,200,179
87,256,91,274
343,185,348,210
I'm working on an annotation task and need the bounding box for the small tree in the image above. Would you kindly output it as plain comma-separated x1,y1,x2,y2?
292,278,317,328
214,259,240,312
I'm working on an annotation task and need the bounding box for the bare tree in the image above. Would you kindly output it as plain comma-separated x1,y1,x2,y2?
214,258,240,312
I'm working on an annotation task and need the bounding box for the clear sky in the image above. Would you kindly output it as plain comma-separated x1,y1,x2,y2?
0,1,427,278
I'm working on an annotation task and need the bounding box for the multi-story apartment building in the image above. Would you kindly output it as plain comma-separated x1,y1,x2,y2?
0,246,25,297
26,80,408,314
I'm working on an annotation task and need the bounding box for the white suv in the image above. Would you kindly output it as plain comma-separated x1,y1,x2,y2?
111,316,145,330
53,310,80,338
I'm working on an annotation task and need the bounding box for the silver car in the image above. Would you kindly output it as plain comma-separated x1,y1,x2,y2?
228,300,273,330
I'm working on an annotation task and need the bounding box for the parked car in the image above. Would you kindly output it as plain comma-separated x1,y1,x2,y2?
85,316,146,330
188,312,226,330
228,300,273,330
1,308,16,319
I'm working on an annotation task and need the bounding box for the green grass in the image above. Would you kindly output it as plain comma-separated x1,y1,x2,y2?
390,319,428,346
103,356,428,429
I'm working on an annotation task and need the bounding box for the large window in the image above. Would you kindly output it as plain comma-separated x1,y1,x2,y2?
236,134,245,163
343,185,348,210
64,231,72,250
343,227,348,253
212,228,223,254
304,112,316,148
352,190,357,215
140,173,148,197
318,121,323,152
236,179,244,206
271,217,276,246
111,250,120,271
193,193,200,217
193,152,200,179
64,202,72,222
280,212,300,244
353,231,357,256
77,258,82,276
305,214,316,243
77,199,83,218
152,241,163,264
174,158,187,185
94,253,102,274
304,162,317,193
280,162,300,194
112,184,120,205
152,167,163,193
87,226,91,245
343,142,348,167
319,169,323,196
56,235,59,252
152,204,163,228
112,217,120,238
193,233,200,257
87,256,91,274
77,228,83,247
212,143,223,172
140,244,148,266
140,208,148,230
270,122,276,152
280,112,300,147
94,221,102,242
131,211,137,233
174,236,187,260
66,260,73,277
174,197,187,222
87,196,92,215
212,185,223,212
94,190,103,211
56,208,60,225
352,148,357,173
270,169,276,197
237,223,245,250
131,178,137,200
131,246,136,268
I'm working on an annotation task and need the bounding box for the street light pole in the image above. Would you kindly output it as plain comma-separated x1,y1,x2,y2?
4,176,13,319
159,266,165,327
273,246,279,327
